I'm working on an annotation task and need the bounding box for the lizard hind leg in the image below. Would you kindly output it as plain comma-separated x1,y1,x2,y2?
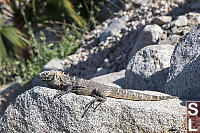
81,98,97,118
92,89,107,112
81,89,107,118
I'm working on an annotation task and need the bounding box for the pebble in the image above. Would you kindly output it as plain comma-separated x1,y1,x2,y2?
194,16,200,23
170,35,181,45
154,16,172,25
174,15,188,27
61,0,199,78
171,26,183,34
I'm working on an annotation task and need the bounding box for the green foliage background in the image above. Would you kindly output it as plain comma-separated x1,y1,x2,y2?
0,0,106,85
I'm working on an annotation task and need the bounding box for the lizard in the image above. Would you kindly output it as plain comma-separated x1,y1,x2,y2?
37,70,178,117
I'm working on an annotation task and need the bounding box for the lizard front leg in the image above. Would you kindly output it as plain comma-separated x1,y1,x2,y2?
54,85,86,99
53,85,73,99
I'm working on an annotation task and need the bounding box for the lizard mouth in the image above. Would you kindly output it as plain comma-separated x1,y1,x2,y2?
37,71,54,81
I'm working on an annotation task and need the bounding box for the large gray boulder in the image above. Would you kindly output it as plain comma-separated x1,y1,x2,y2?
0,86,186,133
165,24,200,100
129,24,163,58
126,45,175,92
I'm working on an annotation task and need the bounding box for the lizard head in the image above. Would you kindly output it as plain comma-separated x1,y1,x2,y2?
37,70,72,89
37,70,62,81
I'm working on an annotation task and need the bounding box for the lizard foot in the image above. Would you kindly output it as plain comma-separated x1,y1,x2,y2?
81,89,107,118
53,90,69,99
53,85,73,99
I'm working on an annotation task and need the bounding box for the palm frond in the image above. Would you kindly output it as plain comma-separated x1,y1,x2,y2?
62,0,86,27
0,19,29,63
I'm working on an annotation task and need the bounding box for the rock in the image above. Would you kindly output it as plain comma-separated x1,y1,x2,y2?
129,24,163,58
165,24,200,100
189,2,200,10
91,69,126,88
182,26,193,35
188,12,200,17
0,82,32,118
99,16,129,42
0,83,21,117
42,58,64,71
62,0,197,79
194,16,200,23
174,16,188,27
162,23,172,30
158,39,173,45
171,26,183,34
35,27,61,43
0,86,186,132
94,68,109,77
130,0,150,6
158,38,173,45
170,35,181,45
97,0,126,21
126,45,175,92
159,35,181,46
154,16,172,25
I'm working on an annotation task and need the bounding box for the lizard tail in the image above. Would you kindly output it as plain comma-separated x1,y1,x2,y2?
107,89,178,101
142,95,178,101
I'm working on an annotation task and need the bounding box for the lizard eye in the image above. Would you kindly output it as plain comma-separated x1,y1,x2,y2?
42,73,47,76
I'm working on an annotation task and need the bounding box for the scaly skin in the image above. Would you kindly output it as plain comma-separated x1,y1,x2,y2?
37,70,178,117
37,70,177,101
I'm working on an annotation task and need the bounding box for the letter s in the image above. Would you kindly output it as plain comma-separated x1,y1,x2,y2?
188,103,198,116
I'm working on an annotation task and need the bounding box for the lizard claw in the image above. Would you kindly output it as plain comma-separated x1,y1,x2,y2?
81,96,107,118
81,89,107,118
93,96,106,112
81,98,97,118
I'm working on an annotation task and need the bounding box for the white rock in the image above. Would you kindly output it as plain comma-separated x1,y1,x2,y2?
130,0,150,5
154,16,172,25
194,16,200,23
129,24,163,58
99,16,129,42
174,15,188,26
